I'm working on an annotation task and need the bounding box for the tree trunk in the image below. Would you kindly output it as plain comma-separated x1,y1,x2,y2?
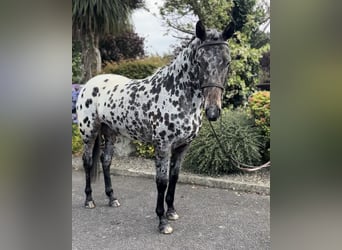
80,34,93,83
81,32,102,83
78,17,101,82
94,34,102,74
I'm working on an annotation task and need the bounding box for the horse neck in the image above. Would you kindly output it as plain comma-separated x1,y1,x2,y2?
164,38,201,92
154,39,203,114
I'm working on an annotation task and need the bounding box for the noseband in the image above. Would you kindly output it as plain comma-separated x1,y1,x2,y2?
196,41,229,91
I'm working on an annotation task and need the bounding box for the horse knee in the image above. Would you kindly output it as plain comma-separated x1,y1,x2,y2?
82,153,93,169
100,153,112,168
170,166,180,178
156,175,168,191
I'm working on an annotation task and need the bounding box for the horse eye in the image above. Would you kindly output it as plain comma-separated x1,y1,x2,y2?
224,59,231,66
221,60,230,67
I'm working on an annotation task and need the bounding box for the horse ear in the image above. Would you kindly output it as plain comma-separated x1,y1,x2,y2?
222,22,235,40
196,20,207,41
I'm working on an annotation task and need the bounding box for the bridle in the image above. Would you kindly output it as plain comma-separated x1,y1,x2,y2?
196,41,229,91
197,40,229,50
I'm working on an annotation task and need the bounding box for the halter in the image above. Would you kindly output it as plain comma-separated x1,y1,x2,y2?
196,41,229,91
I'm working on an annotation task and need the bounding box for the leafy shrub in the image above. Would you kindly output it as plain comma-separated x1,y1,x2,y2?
72,124,83,155
102,56,170,79
248,91,270,160
72,41,83,83
132,141,155,159
72,53,83,83
248,91,270,137
182,109,263,175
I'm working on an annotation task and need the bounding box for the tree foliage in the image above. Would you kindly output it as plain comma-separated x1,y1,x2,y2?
72,42,83,83
160,0,270,107
259,47,270,83
72,0,144,82
100,31,145,64
160,0,233,35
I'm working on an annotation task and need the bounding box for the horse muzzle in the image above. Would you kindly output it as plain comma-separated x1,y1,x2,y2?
205,105,221,121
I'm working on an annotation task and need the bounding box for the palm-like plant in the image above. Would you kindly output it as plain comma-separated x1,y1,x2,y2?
72,0,144,81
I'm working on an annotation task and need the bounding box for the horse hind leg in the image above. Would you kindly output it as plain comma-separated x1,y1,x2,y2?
100,124,120,207
82,134,100,209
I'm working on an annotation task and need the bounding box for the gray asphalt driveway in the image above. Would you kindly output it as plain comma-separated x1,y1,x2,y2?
72,170,270,250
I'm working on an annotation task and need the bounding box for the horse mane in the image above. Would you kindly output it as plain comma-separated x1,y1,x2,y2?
166,29,222,67
166,35,197,66
152,29,221,76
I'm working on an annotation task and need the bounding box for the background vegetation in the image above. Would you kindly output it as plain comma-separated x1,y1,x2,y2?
160,0,270,107
102,56,171,79
72,124,83,154
72,0,144,82
183,109,263,175
100,31,145,63
248,90,270,161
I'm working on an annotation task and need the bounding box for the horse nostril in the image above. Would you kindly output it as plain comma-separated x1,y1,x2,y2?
205,106,220,121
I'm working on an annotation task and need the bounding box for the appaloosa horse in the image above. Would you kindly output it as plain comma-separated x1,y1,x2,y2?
76,20,235,234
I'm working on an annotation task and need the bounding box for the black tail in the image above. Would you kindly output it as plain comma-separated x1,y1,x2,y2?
90,133,101,183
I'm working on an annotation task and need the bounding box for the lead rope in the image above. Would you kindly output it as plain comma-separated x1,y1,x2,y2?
208,120,271,172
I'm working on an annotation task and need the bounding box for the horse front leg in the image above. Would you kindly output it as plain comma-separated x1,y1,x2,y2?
155,148,173,234
166,144,189,221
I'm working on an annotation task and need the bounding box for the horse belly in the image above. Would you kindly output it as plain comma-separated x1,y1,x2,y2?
100,97,153,144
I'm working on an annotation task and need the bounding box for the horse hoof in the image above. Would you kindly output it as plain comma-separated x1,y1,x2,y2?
109,199,120,207
159,224,173,234
166,211,179,221
85,200,96,209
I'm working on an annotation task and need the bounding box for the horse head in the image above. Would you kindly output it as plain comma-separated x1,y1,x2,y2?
194,20,235,121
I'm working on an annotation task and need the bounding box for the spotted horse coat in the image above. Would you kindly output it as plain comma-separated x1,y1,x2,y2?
76,20,235,234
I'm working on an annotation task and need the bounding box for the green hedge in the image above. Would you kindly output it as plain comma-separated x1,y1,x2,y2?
102,56,170,79
182,109,263,175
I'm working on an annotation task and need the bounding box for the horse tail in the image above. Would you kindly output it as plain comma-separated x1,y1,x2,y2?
90,132,101,183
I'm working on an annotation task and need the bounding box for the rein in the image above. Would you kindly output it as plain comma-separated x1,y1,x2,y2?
208,120,271,172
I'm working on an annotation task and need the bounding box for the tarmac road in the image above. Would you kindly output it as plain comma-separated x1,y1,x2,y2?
72,170,270,250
